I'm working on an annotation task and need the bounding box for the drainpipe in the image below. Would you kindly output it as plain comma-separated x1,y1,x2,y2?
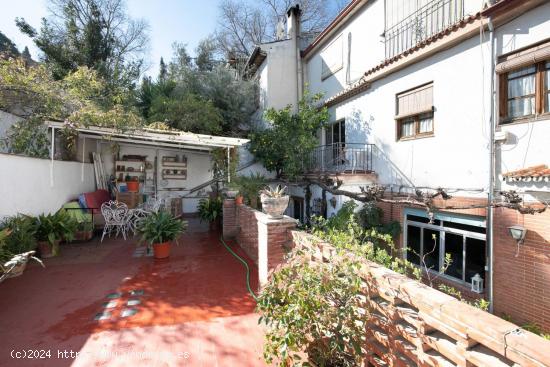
487,16,496,313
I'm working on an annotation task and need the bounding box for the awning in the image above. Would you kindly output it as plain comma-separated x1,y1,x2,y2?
46,121,250,152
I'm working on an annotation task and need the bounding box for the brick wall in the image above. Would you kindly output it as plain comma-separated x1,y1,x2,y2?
376,196,550,331
493,207,550,330
291,230,550,367
222,199,297,286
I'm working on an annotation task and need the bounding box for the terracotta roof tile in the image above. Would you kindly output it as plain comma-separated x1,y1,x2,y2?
502,165,550,182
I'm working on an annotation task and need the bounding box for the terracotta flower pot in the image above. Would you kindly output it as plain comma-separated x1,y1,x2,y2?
235,196,244,205
38,240,60,258
127,181,140,192
153,241,171,259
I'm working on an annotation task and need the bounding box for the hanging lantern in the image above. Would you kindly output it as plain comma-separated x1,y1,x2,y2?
471,273,484,294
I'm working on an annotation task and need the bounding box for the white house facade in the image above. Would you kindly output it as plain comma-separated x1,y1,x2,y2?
245,0,550,331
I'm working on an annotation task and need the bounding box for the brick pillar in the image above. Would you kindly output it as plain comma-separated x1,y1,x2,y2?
257,215,297,287
222,199,238,238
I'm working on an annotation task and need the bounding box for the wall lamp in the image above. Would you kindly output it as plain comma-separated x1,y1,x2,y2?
508,225,527,245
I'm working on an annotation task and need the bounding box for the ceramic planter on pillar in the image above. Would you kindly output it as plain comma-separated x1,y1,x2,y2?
260,195,290,219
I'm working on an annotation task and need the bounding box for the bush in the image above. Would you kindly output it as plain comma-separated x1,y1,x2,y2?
0,215,38,255
258,246,365,367
197,197,223,223
138,211,187,245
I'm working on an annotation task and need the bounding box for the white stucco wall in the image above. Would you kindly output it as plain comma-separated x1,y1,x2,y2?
265,39,299,111
97,141,213,213
329,34,491,192
0,154,95,217
305,1,385,101
494,2,550,196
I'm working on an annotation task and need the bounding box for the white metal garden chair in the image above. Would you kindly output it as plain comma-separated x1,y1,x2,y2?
100,201,130,242
126,197,166,235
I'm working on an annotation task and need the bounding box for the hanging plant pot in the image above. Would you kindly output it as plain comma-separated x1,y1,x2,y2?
152,242,171,259
38,240,60,258
260,195,290,219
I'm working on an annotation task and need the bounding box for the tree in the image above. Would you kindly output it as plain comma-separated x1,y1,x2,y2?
0,31,19,58
16,0,149,90
21,46,32,62
249,90,329,179
195,36,219,72
158,57,167,82
148,93,224,135
215,0,350,58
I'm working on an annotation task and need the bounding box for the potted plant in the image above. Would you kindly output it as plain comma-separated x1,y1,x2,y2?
137,211,187,259
0,220,44,280
224,181,241,199
198,197,223,229
260,185,290,219
34,210,78,258
234,173,266,209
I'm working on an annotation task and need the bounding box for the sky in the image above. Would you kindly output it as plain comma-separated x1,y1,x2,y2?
0,0,220,78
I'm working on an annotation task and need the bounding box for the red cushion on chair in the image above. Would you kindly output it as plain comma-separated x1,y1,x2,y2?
83,189,111,214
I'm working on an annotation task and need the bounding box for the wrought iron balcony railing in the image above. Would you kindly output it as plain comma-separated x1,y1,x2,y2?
384,0,465,59
303,143,375,174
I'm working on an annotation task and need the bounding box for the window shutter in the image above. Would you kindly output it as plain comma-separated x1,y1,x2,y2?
396,83,433,119
496,42,550,74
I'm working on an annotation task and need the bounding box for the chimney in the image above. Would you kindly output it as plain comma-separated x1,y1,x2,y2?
286,4,301,40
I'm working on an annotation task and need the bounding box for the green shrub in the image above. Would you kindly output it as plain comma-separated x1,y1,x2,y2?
233,173,266,208
33,210,79,255
197,197,223,223
258,246,365,367
0,215,38,255
138,211,187,245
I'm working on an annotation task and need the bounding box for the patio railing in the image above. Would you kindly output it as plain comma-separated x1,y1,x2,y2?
303,143,375,174
384,0,465,59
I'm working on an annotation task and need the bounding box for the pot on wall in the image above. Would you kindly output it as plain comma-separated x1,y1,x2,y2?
225,190,239,199
260,195,289,219
235,195,244,205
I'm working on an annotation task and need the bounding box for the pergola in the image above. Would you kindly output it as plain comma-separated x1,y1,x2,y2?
46,121,250,184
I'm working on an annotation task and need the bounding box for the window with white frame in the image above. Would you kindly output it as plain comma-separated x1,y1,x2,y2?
321,34,343,80
404,209,487,286
395,83,434,140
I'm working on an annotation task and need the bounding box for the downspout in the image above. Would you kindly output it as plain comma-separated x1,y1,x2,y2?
294,8,303,103
487,16,496,313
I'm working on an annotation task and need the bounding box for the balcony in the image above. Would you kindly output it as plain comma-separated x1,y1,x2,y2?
303,143,375,174
384,0,465,59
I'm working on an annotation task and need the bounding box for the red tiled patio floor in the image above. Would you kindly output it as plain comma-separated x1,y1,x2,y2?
0,218,267,366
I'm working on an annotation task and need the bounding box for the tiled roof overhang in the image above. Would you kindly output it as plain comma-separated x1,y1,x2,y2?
502,165,550,183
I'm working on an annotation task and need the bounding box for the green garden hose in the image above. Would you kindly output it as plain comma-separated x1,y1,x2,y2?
219,236,259,301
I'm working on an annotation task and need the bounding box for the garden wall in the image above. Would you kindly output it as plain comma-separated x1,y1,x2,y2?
222,201,550,366
0,153,95,218
222,199,297,286
291,231,550,367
